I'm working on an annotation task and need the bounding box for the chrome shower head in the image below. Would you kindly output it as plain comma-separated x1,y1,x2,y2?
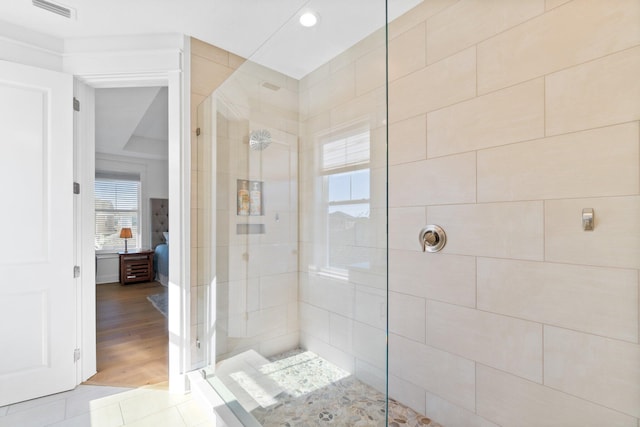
249,129,272,151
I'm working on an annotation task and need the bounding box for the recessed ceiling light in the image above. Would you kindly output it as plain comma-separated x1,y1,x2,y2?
299,11,318,27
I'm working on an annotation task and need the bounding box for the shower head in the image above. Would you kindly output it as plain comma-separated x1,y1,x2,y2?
249,129,272,151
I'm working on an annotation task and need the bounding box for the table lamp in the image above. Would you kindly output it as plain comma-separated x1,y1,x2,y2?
119,227,132,253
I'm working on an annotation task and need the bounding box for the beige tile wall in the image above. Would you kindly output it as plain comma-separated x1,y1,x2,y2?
298,12,390,390
211,62,300,361
189,38,244,368
191,1,640,423
385,0,640,425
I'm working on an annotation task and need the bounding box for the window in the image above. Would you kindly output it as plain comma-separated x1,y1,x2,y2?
95,173,141,251
322,127,371,274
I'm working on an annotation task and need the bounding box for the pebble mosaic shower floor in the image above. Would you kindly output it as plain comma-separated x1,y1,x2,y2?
214,349,442,427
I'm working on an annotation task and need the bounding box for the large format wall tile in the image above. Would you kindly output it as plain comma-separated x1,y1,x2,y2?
477,123,640,202
191,55,235,97
426,301,543,382
477,0,640,94
545,196,640,269
389,250,476,308
354,46,385,97
427,202,544,260
353,321,386,370
477,258,638,342
389,374,427,416
307,64,355,118
389,334,476,411
299,302,330,343
389,47,476,123
355,286,386,330
427,78,544,158
389,22,426,82
477,365,638,427
426,0,543,65
388,207,426,251
388,0,458,40
389,152,476,207
544,326,640,418
545,0,571,10
389,291,426,343
546,45,640,135
425,391,499,427
388,114,426,166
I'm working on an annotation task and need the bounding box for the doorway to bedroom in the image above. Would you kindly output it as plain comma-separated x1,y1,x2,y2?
87,86,170,387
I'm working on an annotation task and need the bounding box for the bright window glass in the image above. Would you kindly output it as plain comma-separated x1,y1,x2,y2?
94,174,141,251
322,128,370,273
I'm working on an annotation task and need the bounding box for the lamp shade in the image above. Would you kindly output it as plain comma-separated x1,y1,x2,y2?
119,227,132,239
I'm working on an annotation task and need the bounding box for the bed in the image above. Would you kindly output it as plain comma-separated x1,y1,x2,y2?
151,198,169,286
154,236,169,286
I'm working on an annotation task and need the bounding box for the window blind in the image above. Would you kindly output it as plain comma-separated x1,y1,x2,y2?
94,174,141,251
322,130,370,172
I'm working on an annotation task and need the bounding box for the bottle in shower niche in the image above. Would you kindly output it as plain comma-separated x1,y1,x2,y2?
237,180,250,216
249,181,262,216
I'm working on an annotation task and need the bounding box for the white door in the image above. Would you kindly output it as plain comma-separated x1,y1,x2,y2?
0,61,76,406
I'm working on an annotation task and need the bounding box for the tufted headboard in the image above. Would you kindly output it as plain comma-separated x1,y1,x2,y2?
150,198,169,249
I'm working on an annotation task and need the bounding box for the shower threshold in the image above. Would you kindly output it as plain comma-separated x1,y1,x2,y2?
190,349,440,426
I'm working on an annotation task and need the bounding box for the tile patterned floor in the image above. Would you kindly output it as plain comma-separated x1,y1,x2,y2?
214,349,443,427
0,383,214,427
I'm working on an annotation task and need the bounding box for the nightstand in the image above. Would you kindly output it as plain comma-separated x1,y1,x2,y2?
119,249,154,285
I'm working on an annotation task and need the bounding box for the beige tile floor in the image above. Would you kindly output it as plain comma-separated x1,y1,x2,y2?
0,383,215,427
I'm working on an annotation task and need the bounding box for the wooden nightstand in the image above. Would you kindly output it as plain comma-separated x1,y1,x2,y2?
119,249,154,285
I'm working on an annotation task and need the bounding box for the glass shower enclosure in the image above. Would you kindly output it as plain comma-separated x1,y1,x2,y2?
194,0,412,425
195,1,640,426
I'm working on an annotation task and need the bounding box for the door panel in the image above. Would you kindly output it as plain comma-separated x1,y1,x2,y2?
0,60,75,406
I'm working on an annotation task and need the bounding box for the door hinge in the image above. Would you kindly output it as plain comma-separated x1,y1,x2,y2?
74,348,81,362
73,265,80,278
73,97,80,112
73,182,80,194
196,127,201,136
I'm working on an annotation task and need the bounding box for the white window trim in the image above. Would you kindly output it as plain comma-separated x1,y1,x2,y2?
318,122,371,279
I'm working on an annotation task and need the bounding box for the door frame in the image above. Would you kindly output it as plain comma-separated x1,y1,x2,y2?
65,34,192,392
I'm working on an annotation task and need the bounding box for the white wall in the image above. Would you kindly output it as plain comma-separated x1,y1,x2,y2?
0,20,63,71
95,153,168,284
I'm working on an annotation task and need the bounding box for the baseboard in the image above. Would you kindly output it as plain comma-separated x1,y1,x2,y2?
96,274,119,284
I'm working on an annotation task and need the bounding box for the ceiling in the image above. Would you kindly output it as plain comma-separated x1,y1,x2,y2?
2,0,422,159
95,87,168,160
0,0,422,78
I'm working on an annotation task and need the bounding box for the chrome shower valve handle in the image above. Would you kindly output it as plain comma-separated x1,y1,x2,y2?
419,225,446,253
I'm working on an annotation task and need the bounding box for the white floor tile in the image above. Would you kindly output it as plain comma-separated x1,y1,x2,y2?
46,413,91,427
5,389,70,415
0,385,208,427
177,399,213,427
87,403,125,427
123,406,186,427
119,389,191,425
65,385,131,418
0,400,66,427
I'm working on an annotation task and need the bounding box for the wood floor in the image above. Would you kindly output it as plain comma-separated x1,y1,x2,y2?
84,281,168,388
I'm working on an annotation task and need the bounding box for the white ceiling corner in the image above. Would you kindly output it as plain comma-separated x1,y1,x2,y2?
95,87,168,160
3,0,422,160
0,0,422,79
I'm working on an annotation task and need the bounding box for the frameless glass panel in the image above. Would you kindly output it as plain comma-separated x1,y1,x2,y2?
195,2,640,426
192,0,425,425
